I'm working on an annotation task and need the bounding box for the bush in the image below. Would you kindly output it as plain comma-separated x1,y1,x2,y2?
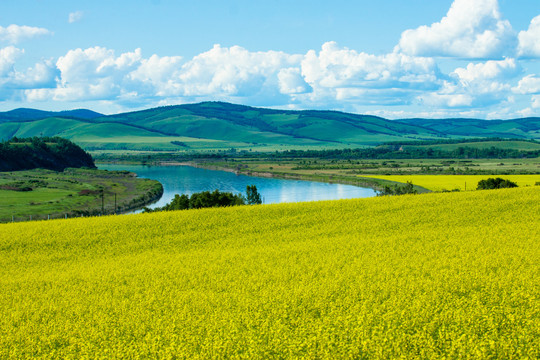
477,178,518,190
377,181,417,196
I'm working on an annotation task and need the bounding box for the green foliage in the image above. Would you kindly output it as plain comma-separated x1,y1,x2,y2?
377,181,418,196
246,185,262,205
0,136,95,171
477,177,518,190
146,185,264,212
146,189,245,212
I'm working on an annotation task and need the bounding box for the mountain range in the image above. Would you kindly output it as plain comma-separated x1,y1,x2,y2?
0,102,539,151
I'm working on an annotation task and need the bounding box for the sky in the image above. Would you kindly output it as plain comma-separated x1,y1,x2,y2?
1,0,540,119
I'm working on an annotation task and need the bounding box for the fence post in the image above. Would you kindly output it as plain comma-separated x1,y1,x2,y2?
12,215,14,223
30,215,32,221
48,214,50,220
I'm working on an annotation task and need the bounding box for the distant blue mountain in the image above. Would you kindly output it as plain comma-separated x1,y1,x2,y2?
0,108,103,122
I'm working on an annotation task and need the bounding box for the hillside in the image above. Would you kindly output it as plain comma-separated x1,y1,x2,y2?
0,102,540,151
0,137,95,171
1,187,538,357
400,117,540,139
102,102,444,146
0,108,103,122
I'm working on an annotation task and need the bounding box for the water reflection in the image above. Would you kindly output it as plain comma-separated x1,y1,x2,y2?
99,164,376,208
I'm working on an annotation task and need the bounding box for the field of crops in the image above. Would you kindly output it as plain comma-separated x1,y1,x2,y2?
361,174,540,191
1,187,539,358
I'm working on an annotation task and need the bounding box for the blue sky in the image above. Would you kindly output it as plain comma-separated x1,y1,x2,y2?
1,0,540,119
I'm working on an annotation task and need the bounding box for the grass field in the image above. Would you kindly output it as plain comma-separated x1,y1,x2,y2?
1,187,539,358
361,174,540,191
0,168,162,221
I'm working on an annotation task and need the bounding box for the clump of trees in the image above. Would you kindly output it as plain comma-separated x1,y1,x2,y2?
144,185,262,212
377,181,418,196
477,178,518,190
0,136,95,171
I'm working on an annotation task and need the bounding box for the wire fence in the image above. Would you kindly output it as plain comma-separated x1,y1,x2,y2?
1,211,118,224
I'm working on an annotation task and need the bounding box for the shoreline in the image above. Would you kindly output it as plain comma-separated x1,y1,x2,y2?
96,160,431,195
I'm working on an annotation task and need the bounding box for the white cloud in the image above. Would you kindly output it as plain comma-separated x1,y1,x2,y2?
0,24,51,44
513,75,540,94
277,68,311,94
9,60,58,88
129,54,184,96
52,47,145,101
532,95,540,109
518,15,540,57
452,58,518,87
5,40,533,119
416,59,519,109
301,42,440,90
68,11,84,24
0,46,58,101
296,41,442,107
0,46,23,76
397,0,515,58
177,44,302,98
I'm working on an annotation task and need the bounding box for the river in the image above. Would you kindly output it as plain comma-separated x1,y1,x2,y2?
98,164,377,209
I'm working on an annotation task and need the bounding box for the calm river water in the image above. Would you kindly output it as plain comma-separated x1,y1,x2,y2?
98,164,377,209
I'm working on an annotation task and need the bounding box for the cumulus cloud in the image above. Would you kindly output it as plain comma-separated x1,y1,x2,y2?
177,44,302,98
296,41,442,107
0,46,58,100
8,60,58,89
0,46,23,76
68,11,84,24
0,24,51,44
5,39,531,118
278,68,311,94
518,15,540,57
128,54,183,95
452,58,519,85
13,42,450,112
35,44,303,104
397,0,515,58
302,42,440,89
513,75,540,94
417,59,519,108
52,47,145,101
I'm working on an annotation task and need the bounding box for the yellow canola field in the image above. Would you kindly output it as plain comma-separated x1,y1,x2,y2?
1,188,539,359
361,174,540,191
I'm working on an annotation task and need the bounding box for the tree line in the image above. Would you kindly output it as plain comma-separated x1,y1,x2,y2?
144,185,262,212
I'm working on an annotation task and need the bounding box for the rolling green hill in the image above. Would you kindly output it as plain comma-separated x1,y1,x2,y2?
1,102,540,151
102,102,444,146
400,117,540,139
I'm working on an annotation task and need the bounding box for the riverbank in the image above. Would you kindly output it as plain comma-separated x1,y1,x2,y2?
0,168,163,223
